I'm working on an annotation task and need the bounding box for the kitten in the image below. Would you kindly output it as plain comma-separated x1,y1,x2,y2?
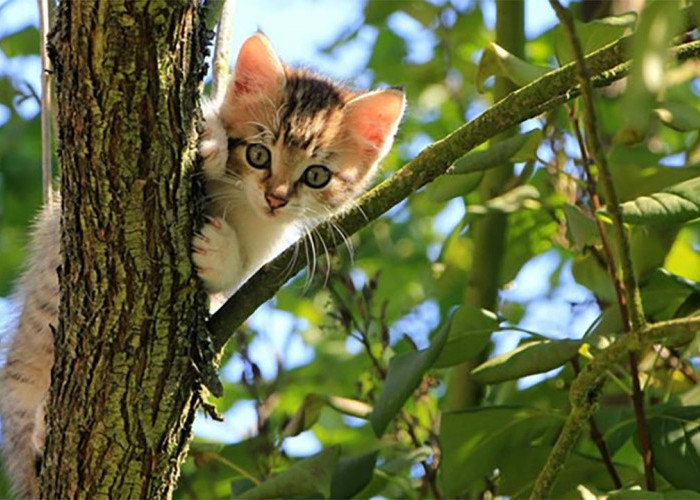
0,32,405,498
193,33,405,292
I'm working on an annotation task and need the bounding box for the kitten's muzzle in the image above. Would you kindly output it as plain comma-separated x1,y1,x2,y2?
265,193,288,210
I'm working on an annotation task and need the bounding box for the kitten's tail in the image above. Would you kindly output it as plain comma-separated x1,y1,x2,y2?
0,394,42,499
1,305,48,500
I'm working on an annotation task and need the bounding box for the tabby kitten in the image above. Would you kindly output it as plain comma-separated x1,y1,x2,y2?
0,32,405,498
194,33,405,292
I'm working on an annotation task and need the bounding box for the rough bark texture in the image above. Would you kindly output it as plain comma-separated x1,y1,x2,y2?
44,1,209,497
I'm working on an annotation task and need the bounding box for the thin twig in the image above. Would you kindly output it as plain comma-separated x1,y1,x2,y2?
549,0,655,491
38,0,52,205
568,110,627,330
531,316,700,499
210,0,236,102
569,110,656,491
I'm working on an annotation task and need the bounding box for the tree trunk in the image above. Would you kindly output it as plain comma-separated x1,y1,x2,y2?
43,1,209,497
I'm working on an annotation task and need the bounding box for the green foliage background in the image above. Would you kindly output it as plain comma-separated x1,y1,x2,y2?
2,0,700,498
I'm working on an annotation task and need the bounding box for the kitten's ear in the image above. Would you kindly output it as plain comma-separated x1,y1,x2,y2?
226,33,286,102
342,88,406,161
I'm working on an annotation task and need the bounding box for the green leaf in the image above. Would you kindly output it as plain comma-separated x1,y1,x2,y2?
499,448,640,498
640,268,700,322
426,171,483,202
470,339,582,384
618,2,684,143
426,129,543,202
433,304,500,369
608,146,700,202
440,407,563,497
610,177,700,224
281,394,326,438
654,102,700,132
369,313,451,437
330,451,379,499
572,253,618,304
238,446,340,499
0,76,16,105
0,26,40,57
476,42,549,93
554,12,636,65
643,406,700,491
563,204,600,249
281,392,374,439
451,129,543,175
467,184,540,215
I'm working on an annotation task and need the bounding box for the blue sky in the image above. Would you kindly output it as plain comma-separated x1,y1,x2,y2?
0,0,581,454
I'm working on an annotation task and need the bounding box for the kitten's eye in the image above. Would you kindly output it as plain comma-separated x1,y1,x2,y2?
302,165,332,189
246,143,271,169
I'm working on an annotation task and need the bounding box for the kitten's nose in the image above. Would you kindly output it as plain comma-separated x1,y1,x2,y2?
265,193,288,210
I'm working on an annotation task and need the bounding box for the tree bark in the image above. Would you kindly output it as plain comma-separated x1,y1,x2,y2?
44,1,209,497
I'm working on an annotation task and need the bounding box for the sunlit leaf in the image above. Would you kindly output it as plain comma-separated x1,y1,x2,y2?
553,12,636,65
476,42,549,93
451,129,543,175
471,339,581,384
606,177,700,224
665,225,700,282
655,102,700,132
0,26,39,57
642,406,700,491
617,2,683,143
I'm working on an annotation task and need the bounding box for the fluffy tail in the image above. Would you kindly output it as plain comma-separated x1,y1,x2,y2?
1,201,60,499
0,393,42,499
1,302,54,500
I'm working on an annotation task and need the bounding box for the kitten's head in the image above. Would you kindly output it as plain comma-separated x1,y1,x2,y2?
216,33,405,223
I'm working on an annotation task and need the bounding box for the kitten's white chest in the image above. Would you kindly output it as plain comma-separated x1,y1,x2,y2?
192,198,299,294
229,206,298,281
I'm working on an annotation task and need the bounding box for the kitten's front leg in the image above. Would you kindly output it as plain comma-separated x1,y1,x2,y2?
192,217,245,293
199,101,228,179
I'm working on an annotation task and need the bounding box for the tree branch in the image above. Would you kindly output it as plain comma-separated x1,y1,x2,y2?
548,0,655,492
571,358,622,489
208,30,700,351
530,315,700,499
210,0,235,102
38,0,52,204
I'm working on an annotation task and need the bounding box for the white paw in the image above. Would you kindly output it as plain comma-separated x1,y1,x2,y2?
192,217,243,293
199,102,228,179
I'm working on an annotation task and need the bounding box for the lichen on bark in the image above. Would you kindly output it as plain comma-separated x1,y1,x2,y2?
44,1,210,497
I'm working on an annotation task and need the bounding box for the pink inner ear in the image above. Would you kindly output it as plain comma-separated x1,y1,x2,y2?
344,90,405,152
229,34,285,100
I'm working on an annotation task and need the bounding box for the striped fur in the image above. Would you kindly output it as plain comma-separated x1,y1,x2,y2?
0,32,404,498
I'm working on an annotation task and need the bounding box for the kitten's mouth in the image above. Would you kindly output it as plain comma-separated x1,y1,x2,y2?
264,207,283,219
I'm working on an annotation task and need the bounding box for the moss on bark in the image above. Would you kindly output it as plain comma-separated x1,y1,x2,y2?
44,1,209,497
